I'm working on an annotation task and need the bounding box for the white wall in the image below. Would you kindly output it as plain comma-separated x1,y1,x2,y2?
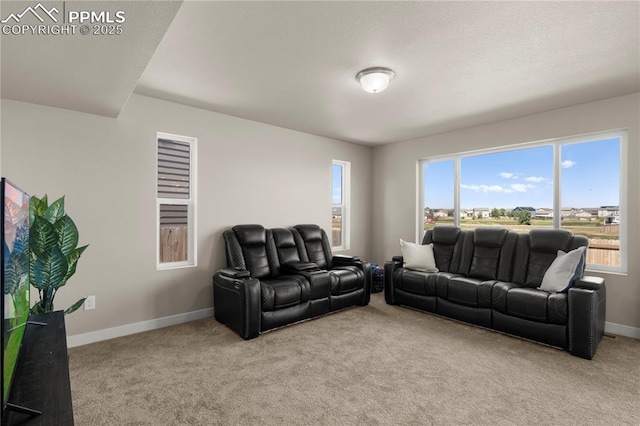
0,94,372,337
372,93,640,331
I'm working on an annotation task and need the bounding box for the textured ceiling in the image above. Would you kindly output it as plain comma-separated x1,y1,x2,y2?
0,1,182,117
2,1,639,145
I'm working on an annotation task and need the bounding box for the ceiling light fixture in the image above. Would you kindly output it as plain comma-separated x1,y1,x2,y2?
356,67,395,94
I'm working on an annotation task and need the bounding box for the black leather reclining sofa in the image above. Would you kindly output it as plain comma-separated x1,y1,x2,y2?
385,226,606,359
213,224,371,339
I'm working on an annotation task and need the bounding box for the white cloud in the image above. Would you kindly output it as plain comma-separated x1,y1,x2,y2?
461,184,505,193
525,176,546,182
510,183,536,192
499,172,515,179
561,160,577,169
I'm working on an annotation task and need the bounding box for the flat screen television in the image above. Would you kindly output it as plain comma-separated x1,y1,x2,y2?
1,178,30,413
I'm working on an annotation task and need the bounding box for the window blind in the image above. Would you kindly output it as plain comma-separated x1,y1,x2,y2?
159,204,188,227
157,138,190,199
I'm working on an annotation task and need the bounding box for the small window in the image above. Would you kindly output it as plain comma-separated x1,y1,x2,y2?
157,133,197,269
332,160,350,250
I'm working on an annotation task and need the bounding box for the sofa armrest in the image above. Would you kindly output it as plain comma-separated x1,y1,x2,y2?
212,271,261,340
384,260,403,305
218,267,251,279
281,261,319,273
292,269,331,300
333,254,360,265
568,276,606,360
391,255,404,265
573,275,605,291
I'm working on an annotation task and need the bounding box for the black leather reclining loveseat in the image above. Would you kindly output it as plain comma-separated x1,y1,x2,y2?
213,224,371,339
385,226,606,359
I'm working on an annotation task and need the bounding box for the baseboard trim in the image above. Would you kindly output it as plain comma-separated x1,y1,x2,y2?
67,311,638,348
67,308,214,348
605,321,640,339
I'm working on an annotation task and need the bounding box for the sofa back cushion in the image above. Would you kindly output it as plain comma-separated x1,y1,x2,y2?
513,228,583,288
466,228,512,280
272,228,303,275
294,224,333,269
231,224,275,279
422,226,463,272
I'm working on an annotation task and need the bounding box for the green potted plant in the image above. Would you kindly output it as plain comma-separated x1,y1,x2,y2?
30,195,88,314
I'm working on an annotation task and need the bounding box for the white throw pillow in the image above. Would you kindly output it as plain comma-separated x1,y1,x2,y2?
539,246,587,293
400,239,439,272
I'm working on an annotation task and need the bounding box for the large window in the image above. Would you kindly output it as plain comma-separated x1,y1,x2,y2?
420,130,626,272
157,133,197,269
332,160,350,250
422,159,455,231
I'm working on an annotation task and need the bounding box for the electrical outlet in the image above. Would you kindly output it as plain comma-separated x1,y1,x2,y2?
84,295,95,310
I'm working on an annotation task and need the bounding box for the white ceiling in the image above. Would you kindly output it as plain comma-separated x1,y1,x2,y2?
3,1,639,146
0,1,182,117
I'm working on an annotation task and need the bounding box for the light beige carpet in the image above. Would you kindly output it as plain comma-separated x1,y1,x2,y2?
69,293,640,425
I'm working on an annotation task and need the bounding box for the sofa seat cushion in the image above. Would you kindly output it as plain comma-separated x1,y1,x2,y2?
393,269,459,297
445,277,494,308
261,275,311,312
500,287,568,324
329,266,363,296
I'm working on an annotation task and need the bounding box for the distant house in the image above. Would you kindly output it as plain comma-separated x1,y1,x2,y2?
461,210,474,219
561,207,575,217
583,208,600,217
535,208,553,218
434,210,448,218
473,208,490,218
598,205,620,217
575,211,593,220
513,206,536,215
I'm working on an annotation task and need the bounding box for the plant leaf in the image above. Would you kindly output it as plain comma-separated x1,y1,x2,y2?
44,196,65,224
30,216,57,257
55,215,79,256
65,245,88,282
43,286,55,312
30,195,48,225
30,300,46,314
64,298,86,315
34,246,68,291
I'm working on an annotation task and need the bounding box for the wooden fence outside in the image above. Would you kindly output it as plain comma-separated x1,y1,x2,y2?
160,226,188,263
587,238,619,267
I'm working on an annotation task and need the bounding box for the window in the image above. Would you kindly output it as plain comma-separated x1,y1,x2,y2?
332,160,350,250
419,130,626,272
422,159,455,232
459,145,553,231
157,133,197,269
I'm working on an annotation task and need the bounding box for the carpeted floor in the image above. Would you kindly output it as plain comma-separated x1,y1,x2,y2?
69,293,640,425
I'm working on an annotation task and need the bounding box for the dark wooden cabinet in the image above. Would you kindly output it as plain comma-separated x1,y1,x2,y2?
2,311,74,425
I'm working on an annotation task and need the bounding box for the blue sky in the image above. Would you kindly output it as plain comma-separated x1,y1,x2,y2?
424,137,620,210
332,164,342,204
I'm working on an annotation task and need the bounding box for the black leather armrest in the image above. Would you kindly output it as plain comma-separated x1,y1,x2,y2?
573,276,605,291
333,254,360,265
391,255,404,264
212,272,261,339
218,267,251,279
568,276,606,360
303,269,331,300
384,261,399,305
282,261,319,272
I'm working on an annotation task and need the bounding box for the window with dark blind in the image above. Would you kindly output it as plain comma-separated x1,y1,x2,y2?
157,138,190,199
157,133,197,268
